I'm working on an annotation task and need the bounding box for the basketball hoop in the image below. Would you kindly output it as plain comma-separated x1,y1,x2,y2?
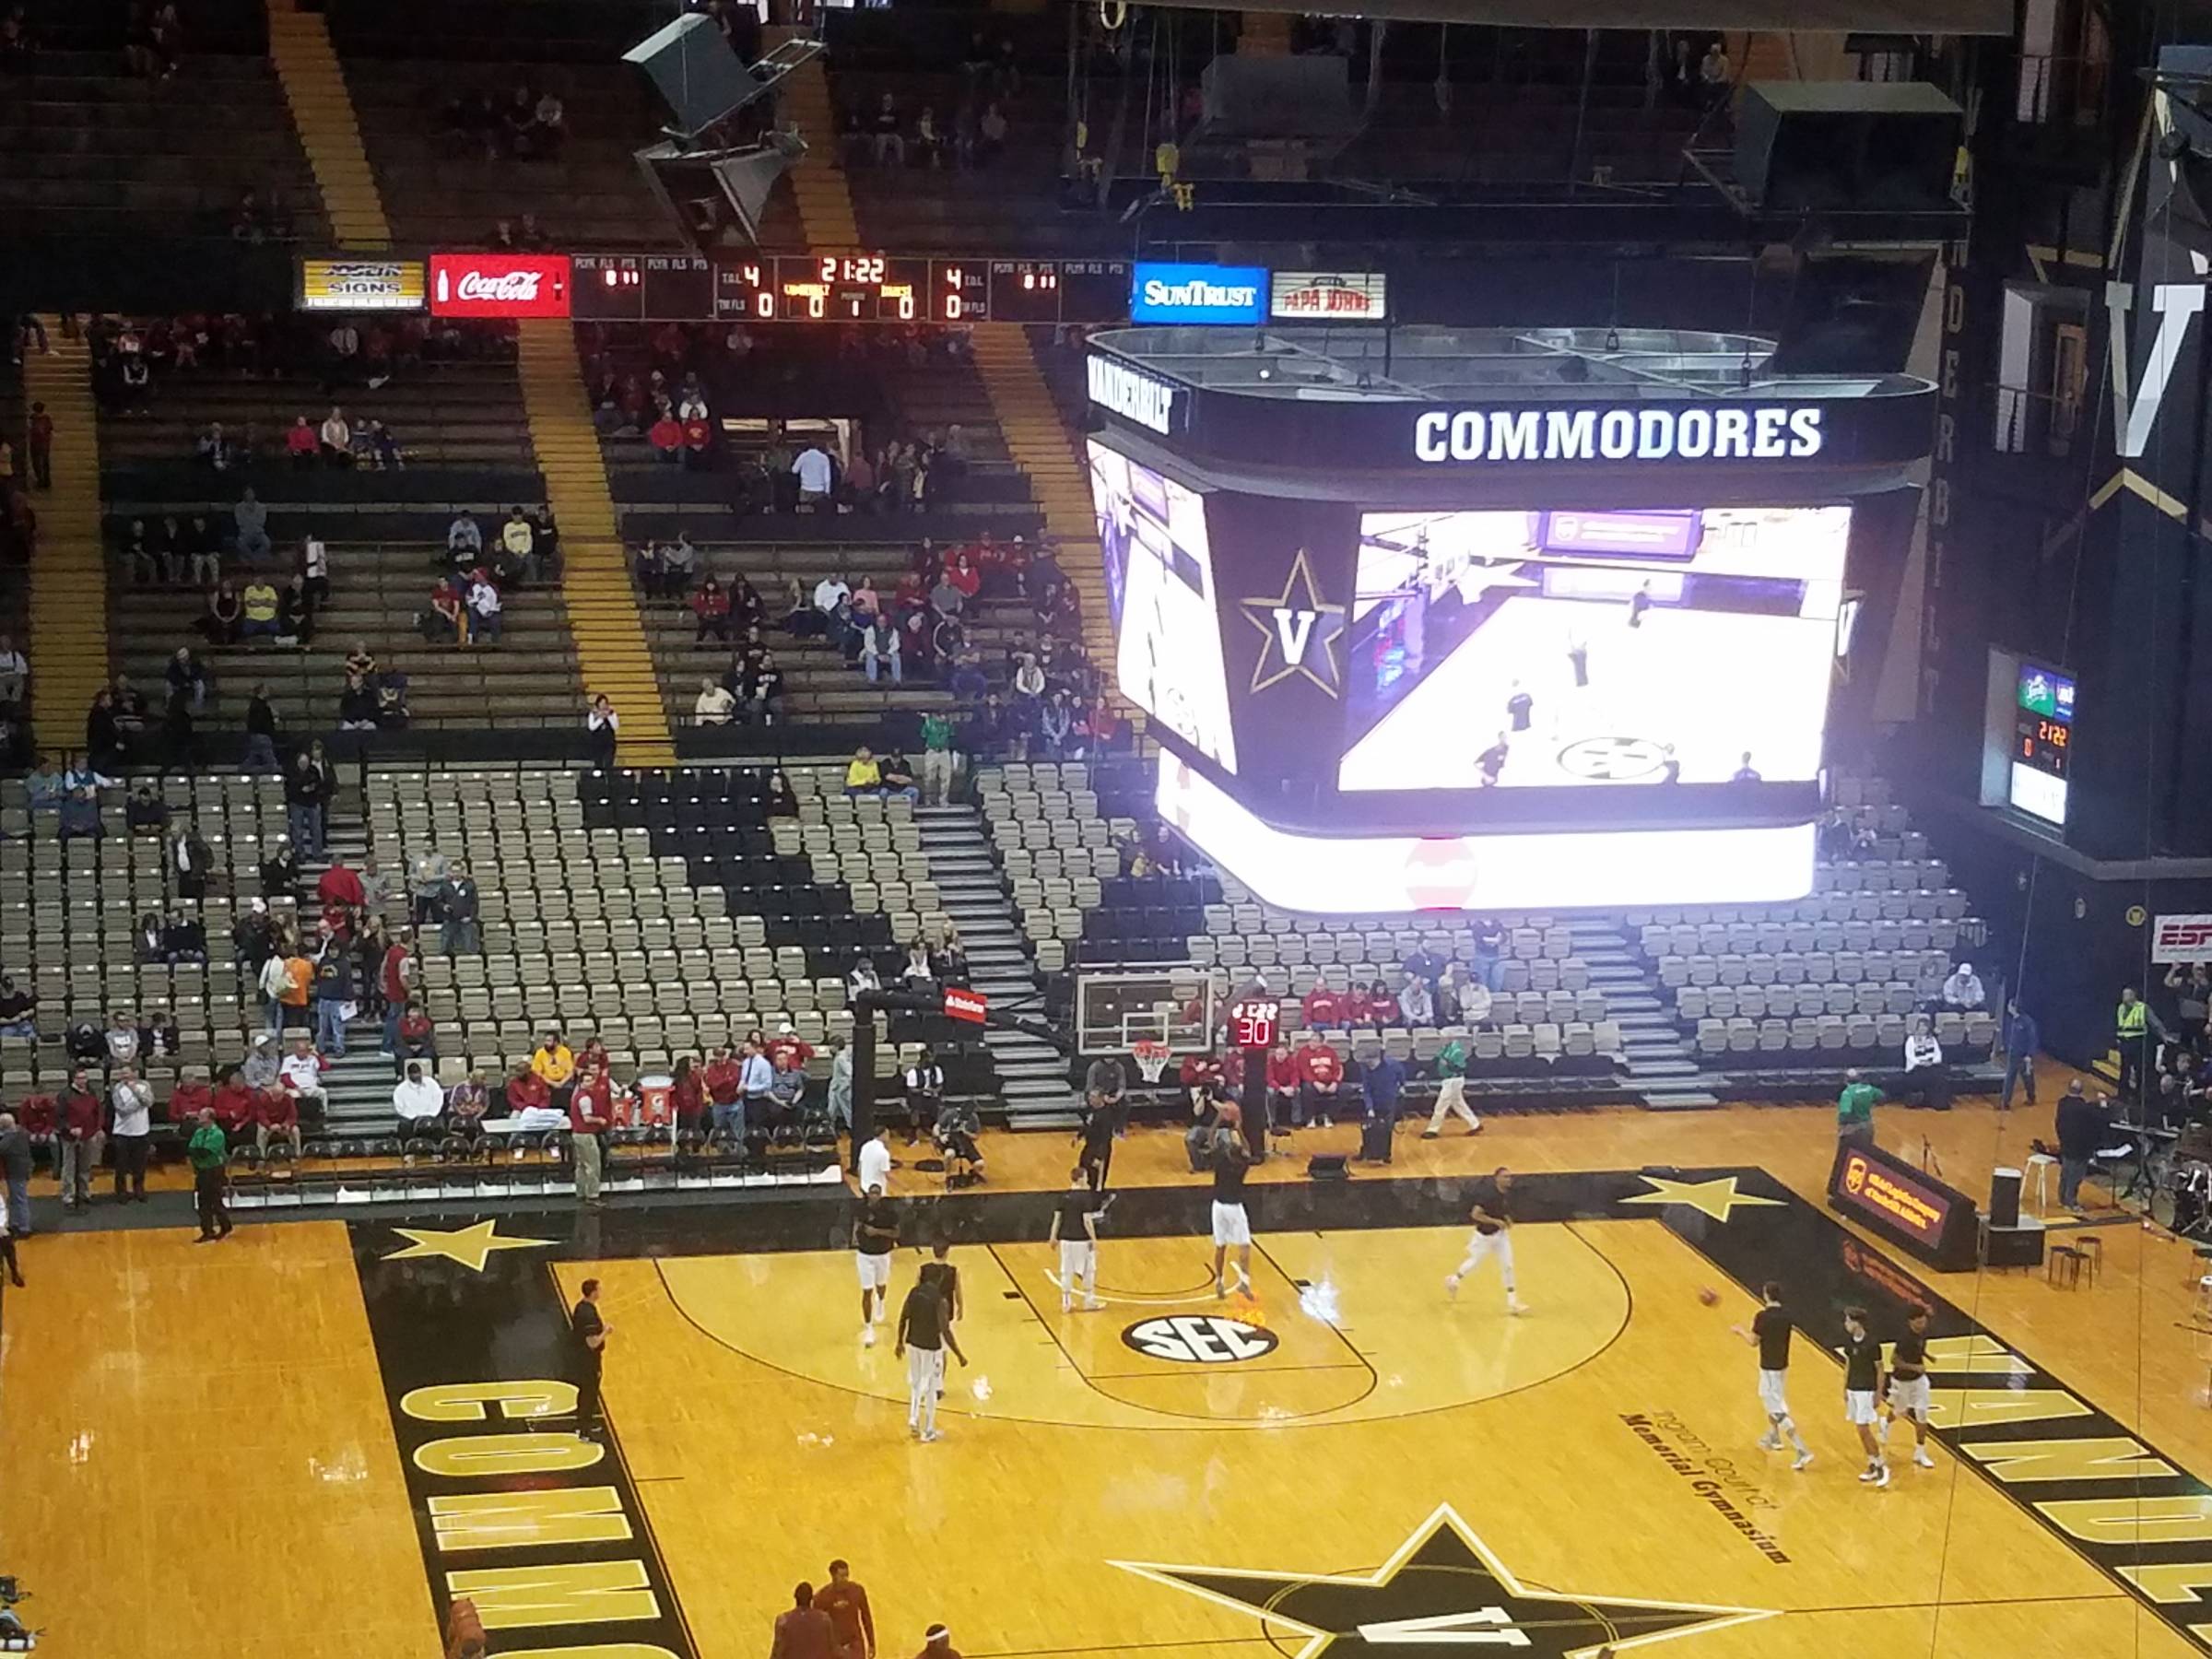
1132,1040,1171,1085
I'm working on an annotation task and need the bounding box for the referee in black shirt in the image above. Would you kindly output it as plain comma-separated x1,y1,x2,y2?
571,1279,609,1441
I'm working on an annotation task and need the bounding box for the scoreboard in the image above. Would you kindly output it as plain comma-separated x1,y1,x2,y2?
2009,659,2076,827
568,253,1130,324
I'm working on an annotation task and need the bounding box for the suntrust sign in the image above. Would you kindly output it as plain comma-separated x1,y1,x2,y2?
429,253,572,319
1131,262,1267,326
1414,405,1825,465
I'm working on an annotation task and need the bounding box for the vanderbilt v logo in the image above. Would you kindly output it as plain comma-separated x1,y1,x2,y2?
2106,281,2207,458
1272,606,1318,666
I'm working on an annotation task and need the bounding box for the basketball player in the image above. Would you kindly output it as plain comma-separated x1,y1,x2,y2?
816,1559,876,1659
1210,1131,1254,1300
1841,1306,1889,1486
894,1276,966,1442
1444,1167,1527,1313
1050,1166,1102,1312
1882,1305,1936,1469
917,1240,963,1327
853,1182,898,1347
1730,1282,1813,1470
1477,732,1510,787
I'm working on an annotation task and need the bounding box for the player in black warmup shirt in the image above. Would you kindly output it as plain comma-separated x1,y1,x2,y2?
895,1277,965,1443
1730,1281,1812,1469
853,1186,898,1348
1882,1305,1936,1470
1050,1166,1102,1312
1210,1139,1253,1299
1841,1306,1888,1487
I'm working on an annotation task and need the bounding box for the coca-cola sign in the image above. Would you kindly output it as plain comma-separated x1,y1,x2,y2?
428,253,572,318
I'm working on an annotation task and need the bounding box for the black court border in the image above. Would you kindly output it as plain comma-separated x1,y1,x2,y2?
347,1167,2212,1655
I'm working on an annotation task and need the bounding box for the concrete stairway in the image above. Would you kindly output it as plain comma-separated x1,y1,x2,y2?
265,0,392,249
914,803,1080,1128
20,322,109,755
766,26,861,248
1570,916,1718,1110
514,320,676,766
968,324,1115,673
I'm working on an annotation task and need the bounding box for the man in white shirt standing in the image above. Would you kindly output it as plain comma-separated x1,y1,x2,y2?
110,1064,155,1202
794,442,835,511
858,1124,893,1193
394,1061,445,1139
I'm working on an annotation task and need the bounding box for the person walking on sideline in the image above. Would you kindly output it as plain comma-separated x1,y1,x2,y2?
571,1277,609,1439
188,1106,233,1241
1836,1069,1878,1149
2000,999,2039,1111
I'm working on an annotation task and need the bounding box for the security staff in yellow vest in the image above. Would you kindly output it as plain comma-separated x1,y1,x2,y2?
2117,986,2148,1104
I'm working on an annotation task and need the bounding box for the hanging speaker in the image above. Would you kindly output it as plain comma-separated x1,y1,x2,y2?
624,13,759,142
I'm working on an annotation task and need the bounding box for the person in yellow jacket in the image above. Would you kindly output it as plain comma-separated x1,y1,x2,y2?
2117,986,2148,1103
845,746,882,795
533,1030,577,1111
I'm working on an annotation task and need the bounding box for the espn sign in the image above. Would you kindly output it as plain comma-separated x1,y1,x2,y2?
429,253,572,319
1269,270,1388,323
2153,913,2212,963
942,986,989,1024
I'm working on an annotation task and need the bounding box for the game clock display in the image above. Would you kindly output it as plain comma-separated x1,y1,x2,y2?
2009,660,2076,827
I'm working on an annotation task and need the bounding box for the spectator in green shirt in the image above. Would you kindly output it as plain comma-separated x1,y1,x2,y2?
919,711,957,805
1837,1070,1879,1149
187,1108,234,1242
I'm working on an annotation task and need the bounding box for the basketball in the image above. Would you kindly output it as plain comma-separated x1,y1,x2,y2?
1698,1287,1720,1307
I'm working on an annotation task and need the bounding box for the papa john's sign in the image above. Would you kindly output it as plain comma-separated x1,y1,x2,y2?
429,253,572,319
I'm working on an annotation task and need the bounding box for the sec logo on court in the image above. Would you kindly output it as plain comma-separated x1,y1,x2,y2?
1122,1314,1281,1363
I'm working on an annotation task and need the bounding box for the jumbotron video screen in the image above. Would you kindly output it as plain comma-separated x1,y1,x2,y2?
1339,506,1851,792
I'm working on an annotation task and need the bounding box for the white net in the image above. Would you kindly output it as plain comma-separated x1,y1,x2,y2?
1131,1041,1171,1083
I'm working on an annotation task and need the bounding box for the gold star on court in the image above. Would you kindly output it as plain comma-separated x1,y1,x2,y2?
1621,1174,1785,1223
382,1219,556,1274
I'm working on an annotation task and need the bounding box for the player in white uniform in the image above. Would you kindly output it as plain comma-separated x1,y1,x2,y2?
1049,1166,1102,1312
1445,1167,1527,1313
1883,1305,1937,1469
1731,1281,1813,1470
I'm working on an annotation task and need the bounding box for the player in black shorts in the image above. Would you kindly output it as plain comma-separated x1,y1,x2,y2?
1730,1281,1812,1470
1882,1305,1936,1470
1841,1306,1888,1487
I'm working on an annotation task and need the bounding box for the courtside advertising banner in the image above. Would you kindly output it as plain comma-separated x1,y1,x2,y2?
429,253,573,319
2153,913,2212,962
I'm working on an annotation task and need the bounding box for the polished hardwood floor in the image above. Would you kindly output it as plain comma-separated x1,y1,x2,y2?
6,1081,2208,1659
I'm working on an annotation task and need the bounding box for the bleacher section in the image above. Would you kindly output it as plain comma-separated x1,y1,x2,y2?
0,45,329,242
339,59,679,249
110,540,585,735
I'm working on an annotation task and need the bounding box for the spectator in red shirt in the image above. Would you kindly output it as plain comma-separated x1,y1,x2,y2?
380,928,417,1054
671,1055,707,1130
681,414,712,465
1179,1052,1223,1116
167,1071,213,1142
1357,981,1401,1029
649,410,683,463
210,1068,259,1140
1265,1042,1299,1132
395,999,436,1075
55,1068,102,1209
1295,1036,1346,1128
767,1025,815,1073
317,853,365,912
254,1083,300,1155
506,1063,552,1118
284,416,319,468
702,1045,743,1136
18,1092,56,1142
692,576,734,643
1301,984,1345,1031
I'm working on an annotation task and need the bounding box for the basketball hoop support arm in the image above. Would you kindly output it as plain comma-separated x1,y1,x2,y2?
848,988,1072,1172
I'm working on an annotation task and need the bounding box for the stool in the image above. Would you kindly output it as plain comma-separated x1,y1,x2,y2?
2025,1152,2057,1214
2073,1233,2103,1285
2048,1245,2086,1288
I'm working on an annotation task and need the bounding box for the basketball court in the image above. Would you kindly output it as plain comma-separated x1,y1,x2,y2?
8,1101,2212,1659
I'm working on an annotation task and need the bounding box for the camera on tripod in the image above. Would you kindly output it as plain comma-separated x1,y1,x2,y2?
0,1574,39,1651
